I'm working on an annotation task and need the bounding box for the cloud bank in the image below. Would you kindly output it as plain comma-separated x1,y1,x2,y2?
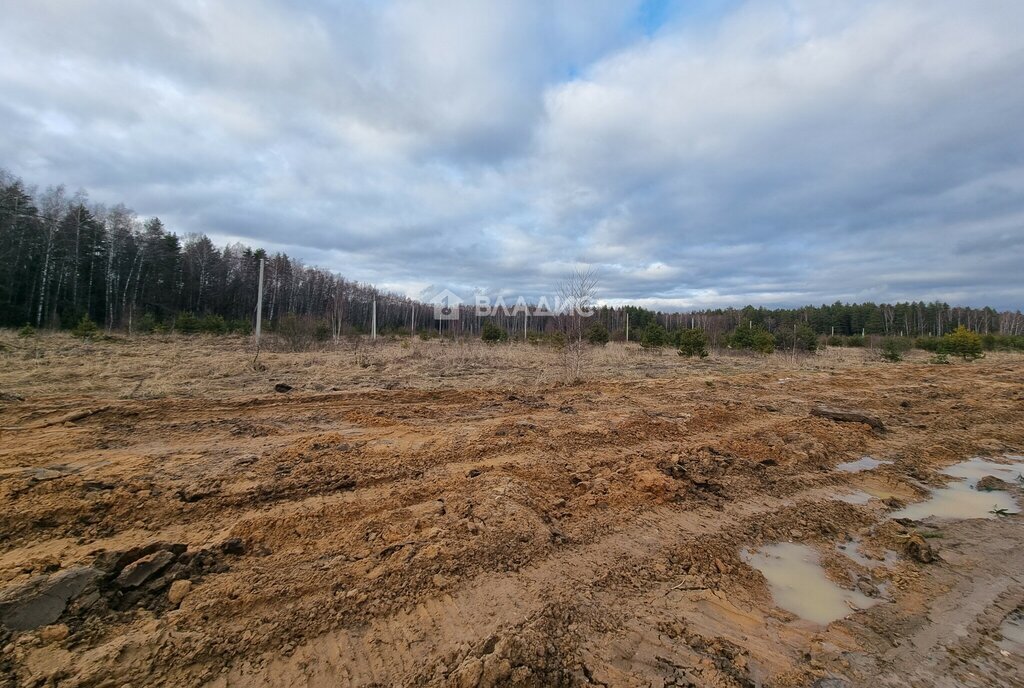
2,0,1022,309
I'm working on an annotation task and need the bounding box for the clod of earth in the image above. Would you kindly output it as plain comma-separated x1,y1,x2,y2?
976,475,1009,491
904,532,938,563
167,580,192,606
810,405,886,432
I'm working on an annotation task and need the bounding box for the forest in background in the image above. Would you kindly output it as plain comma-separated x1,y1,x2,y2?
3,169,1023,342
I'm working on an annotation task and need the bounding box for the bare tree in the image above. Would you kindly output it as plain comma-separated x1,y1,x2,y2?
557,266,599,382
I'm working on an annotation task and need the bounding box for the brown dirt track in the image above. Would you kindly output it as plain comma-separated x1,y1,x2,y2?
1,333,1023,687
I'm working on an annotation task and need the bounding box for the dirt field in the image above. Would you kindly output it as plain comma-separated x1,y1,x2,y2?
1,333,1023,688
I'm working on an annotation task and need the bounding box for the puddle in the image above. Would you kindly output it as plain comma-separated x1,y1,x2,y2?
742,542,878,625
892,457,1022,520
835,456,892,473
997,610,1024,655
836,538,898,569
834,490,873,505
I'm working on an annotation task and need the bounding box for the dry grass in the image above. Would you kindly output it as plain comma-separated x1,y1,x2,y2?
0,329,991,401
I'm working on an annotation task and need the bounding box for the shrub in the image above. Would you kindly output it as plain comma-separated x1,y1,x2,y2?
944,325,984,361
545,331,566,349
914,336,943,353
136,313,157,334
880,337,910,362
481,322,507,343
314,321,331,342
640,323,669,348
226,319,252,335
676,328,709,358
196,314,224,334
844,335,866,347
586,322,609,345
774,324,819,353
277,314,312,351
728,324,775,353
175,312,201,334
17,324,35,338
929,352,950,365
71,315,100,338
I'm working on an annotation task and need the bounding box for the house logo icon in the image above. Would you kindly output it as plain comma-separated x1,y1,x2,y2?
430,289,463,320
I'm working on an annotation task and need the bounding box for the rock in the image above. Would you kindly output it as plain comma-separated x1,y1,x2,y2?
167,580,192,606
976,475,1009,492
219,538,246,556
115,551,176,588
810,406,885,432
39,624,69,643
274,383,293,393
904,533,937,563
0,567,101,630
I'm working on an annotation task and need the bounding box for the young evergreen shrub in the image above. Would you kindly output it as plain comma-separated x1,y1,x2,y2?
71,315,100,338
676,328,709,358
199,314,226,334
728,324,775,353
175,313,201,334
640,323,668,348
880,337,909,362
136,313,157,333
944,325,984,360
586,322,609,345
481,321,506,343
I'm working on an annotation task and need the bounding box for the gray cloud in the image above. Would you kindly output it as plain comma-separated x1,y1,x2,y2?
1,0,1022,309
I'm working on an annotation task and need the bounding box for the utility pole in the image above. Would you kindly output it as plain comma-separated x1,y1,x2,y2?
524,307,528,342
372,299,377,340
626,312,629,342
255,258,264,345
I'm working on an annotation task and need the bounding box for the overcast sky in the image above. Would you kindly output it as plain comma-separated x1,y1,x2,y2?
2,0,1023,310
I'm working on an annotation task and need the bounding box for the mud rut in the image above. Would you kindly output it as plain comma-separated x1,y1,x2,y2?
1,358,1023,687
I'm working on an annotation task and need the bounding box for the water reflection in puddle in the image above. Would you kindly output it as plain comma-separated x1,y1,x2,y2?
742,543,878,625
893,457,1022,520
836,456,893,473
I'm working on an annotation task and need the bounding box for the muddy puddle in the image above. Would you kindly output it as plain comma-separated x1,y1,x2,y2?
998,610,1024,655
836,456,892,473
834,490,873,505
742,542,878,625
893,456,1022,520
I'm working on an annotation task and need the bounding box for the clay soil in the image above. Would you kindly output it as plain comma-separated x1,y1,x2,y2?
1,333,1023,687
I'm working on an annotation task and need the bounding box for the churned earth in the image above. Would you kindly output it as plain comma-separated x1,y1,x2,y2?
0,333,1023,687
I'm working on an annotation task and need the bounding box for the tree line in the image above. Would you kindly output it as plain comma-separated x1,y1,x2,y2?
0,170,424,335
2,169,1021,341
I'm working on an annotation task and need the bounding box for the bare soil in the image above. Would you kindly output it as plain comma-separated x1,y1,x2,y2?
1,333,1023,687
